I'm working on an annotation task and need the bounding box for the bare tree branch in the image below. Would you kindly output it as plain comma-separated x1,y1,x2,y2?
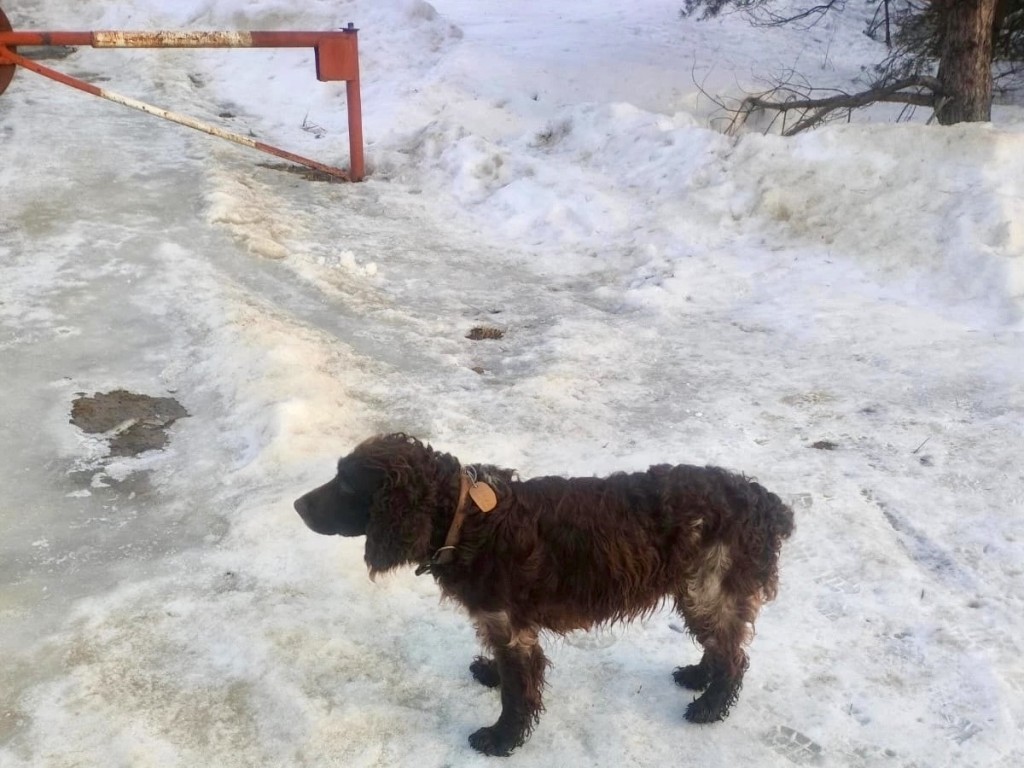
721,75,941,135
681,0,847,28
753,1,846,28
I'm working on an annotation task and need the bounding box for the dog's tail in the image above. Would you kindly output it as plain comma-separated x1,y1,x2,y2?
749,481,794,602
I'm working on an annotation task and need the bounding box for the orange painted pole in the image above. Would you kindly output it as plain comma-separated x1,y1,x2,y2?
346,77,364,182
341,27,364,182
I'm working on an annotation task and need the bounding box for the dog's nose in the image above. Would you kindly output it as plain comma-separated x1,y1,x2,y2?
293,497,308,517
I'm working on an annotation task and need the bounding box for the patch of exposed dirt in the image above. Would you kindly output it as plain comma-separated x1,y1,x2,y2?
70,389,188,457
466,326,504,341
257,162,345,183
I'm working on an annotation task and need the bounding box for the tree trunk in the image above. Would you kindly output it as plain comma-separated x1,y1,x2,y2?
935,0,999,124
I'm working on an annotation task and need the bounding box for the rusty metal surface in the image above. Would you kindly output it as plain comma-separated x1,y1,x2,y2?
0,29,353,50
0,7,15,96
93,30,254,48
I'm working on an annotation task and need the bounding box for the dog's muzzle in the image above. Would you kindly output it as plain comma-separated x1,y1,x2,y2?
293,482,338,535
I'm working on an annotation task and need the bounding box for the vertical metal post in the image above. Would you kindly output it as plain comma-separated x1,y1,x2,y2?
344,24,364,182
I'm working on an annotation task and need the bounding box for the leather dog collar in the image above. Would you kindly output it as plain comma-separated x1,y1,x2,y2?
416,467,497,575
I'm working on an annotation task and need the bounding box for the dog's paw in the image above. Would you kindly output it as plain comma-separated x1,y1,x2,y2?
673,664,710,691
470,656,501,688
469,725,519,756
684,695,729,724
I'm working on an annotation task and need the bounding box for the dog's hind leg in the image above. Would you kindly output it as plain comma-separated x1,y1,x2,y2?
674,603,759,723
673,545,761,723
468,611,548,756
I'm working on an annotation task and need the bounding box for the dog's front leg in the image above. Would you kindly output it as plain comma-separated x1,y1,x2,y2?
470,656,501,687
469,613,547,756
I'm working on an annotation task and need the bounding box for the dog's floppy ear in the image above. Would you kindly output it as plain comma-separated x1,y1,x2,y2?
363,464,436,579
337,455,384,498
318,455,384,537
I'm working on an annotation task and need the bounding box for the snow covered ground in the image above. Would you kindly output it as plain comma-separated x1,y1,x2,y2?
1,0,1022,765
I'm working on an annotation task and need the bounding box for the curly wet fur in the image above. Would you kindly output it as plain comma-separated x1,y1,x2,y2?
294,433,794,756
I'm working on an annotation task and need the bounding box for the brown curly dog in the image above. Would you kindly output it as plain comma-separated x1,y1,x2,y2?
294,433,794,756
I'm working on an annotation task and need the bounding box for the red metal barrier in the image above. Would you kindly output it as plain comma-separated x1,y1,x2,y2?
0,8,364,181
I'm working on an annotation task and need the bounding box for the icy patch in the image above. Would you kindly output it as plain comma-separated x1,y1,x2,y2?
315,250,379,277
205,169,301,259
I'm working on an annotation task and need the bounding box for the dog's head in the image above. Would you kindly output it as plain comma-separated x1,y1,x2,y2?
293,434,460,576
293,451,385,537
